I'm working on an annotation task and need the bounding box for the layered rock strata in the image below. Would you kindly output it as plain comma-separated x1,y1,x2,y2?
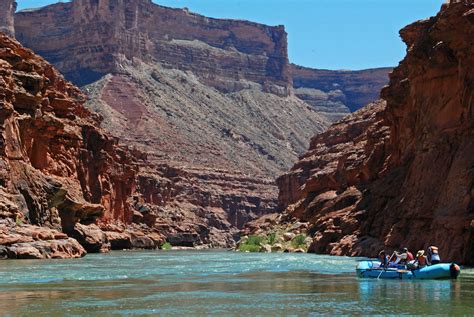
0,33,147,258
15,0,291,95
12,0,333,248
291,65,391,121
277,1,474,264
137,165,277,247
0,218,86,259
84,63,328,178
81,61,327,247
0,0,16,38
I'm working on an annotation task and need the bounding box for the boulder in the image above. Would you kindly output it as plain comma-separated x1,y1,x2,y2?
67,223,110,253
271,243,284,252
260,244,272,253
283,232,296,241
104,231,132,250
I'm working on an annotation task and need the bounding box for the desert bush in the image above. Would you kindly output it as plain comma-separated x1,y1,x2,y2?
161,242,172,250
291,234,306,248
267,232,277,245
238,235,265,252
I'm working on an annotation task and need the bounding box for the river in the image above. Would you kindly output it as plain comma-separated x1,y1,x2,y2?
0,250,473,316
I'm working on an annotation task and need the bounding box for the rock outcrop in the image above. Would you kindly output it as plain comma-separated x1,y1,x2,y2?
15,0,291,95
0,218,86,259
291,65,391,121
0,33,142,257
0,0,16,38
277,1,474,264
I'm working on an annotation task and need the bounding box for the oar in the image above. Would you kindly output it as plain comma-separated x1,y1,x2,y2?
388,251,396,263
377,268,384,279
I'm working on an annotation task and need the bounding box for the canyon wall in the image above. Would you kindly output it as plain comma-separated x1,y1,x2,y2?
14,0,391,120
9,0,394,249
81,61,326,247
0,33,153,257
291,65,391,121
277,1,474,264
0,0,16,38
11,0,331,247
15,0,291,95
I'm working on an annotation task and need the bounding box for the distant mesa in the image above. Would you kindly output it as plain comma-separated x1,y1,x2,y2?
13,0,389,117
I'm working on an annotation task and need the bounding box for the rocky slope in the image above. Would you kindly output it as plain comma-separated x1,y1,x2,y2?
0,0,16,38
276,1,474,264
79,55,326,248
291,65,391,121
84,62,327,178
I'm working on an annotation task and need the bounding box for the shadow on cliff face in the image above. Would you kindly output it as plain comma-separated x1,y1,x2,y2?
276,1,474,264
66,69,106,87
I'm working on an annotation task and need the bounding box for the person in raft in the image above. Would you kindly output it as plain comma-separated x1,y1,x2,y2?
414,250,428,268
393,248,414,265
378,250,389,268
427,246,441,265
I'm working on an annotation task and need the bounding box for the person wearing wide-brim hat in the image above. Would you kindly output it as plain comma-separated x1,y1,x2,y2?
415,250,428,268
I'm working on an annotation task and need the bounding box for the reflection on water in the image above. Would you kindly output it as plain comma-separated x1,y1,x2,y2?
0,251,473,316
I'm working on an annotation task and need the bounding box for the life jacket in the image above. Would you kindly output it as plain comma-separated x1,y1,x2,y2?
407,252,414,261
417,256,427,266
429,246,441,262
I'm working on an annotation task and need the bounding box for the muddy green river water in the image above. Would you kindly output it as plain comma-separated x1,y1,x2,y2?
0,250,473,316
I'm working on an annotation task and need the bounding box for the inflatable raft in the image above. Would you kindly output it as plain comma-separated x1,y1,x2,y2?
356,260,461,279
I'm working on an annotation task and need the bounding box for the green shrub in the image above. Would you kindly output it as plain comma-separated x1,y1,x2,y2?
238,243,261,252
15,215,23,226
238,235,265,252
161,242,172,250
267,232,277,245
291,234,306,248
246,235,265,246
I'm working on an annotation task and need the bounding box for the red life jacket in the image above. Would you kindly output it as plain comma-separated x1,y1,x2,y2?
418,256,427,266
407,251,414,261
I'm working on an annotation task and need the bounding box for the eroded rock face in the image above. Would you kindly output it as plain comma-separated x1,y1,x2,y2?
277,101,390,216
0,0,16,38
277,1,474,264
15,0,291,95
0,34,138,255
137,165,278,247
291,65,391,121
0,218,86,259
12,1,332,248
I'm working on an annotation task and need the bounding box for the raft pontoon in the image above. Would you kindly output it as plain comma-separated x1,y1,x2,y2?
356,260,461,279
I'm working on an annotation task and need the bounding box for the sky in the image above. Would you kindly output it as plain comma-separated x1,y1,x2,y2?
16,0,444,70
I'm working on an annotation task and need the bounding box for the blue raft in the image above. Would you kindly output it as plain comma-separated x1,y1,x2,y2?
356,260,461,279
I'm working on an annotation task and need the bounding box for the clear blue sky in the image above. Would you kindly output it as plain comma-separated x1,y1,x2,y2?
16,0,444,70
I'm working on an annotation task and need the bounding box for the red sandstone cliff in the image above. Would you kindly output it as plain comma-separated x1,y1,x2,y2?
277,1,474,264
0,0,16,38
0,33,151,258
